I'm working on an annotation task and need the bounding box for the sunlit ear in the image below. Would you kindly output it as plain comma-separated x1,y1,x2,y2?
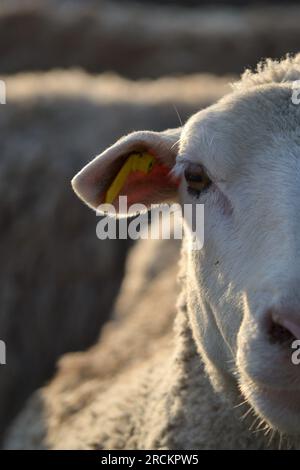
71,128,181,215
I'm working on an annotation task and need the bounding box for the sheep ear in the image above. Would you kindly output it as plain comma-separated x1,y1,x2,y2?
71,128,181,215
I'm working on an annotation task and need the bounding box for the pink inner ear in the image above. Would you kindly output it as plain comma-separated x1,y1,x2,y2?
113,164,179,210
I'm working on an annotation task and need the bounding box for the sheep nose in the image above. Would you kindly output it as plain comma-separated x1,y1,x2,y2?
267,309,300,345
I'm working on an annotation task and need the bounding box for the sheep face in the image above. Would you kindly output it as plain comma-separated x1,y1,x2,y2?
178,83,300,436
72,82,300,436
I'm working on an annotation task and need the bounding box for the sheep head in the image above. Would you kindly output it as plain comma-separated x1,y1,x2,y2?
72,68,300,437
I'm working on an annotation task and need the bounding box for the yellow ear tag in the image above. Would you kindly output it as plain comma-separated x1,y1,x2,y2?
105,152,155,204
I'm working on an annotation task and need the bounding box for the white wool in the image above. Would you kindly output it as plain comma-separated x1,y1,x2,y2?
232,53,300,90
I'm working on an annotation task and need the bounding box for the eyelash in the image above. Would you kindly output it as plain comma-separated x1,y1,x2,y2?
183,165,212,198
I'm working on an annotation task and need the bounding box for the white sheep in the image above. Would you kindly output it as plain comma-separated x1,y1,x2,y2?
6,54,300,449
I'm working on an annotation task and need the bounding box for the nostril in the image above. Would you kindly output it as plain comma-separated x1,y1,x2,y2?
267,311,300,345
268,319,295,345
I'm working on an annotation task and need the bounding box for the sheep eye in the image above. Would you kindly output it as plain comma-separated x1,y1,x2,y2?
184,165,212,197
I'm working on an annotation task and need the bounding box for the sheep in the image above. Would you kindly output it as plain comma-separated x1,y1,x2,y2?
0,70,135,442
6,54,300,449
3,236,181,449
0,69,223,442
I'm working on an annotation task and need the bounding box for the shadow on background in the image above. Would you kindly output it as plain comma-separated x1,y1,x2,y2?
1,0,300,77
